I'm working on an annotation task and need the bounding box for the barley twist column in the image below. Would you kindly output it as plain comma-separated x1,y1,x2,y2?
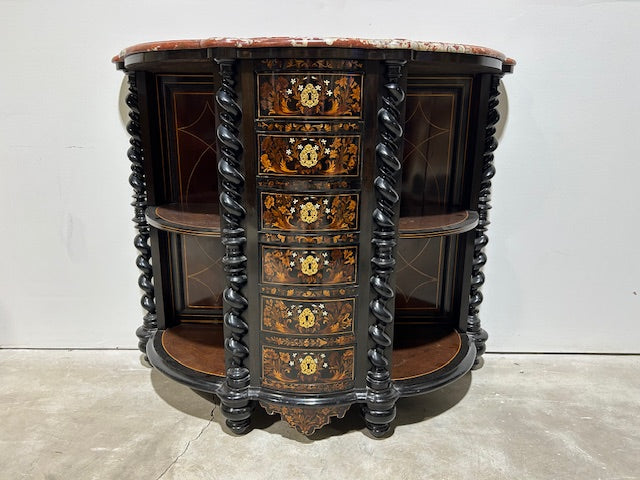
364,60,406,437
468,74,502,369
126,72,157,355
215,58,253,433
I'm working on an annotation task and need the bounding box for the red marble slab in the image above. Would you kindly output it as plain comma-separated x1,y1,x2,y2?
112,37,514,64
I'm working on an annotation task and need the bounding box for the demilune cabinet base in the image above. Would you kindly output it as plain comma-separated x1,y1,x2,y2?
114,37,514,436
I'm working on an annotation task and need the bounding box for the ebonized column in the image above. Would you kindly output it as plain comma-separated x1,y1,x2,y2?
215,58,253,433
468,74,502,369
125,72,157,355
364,60,406,437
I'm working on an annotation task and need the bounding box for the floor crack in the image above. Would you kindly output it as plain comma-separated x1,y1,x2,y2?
155,407,215,480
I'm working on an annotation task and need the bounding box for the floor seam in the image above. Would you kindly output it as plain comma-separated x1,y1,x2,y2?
155,407,215,480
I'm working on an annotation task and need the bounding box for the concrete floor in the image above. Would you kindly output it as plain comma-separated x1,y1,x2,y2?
0,351,638,480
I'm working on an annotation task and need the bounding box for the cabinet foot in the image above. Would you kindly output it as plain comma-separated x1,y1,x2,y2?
221,402,253,434
135,317,156,357
470,325,488,370
365,420,391,438
362,393,397,438
219,366,252,434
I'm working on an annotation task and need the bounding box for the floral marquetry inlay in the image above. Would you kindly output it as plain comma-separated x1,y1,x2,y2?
261,297,354,335
262,346,354,393
262,246,357,285
258,135,360,177
260,58,363,70
261,193,358,232
256,122,359,133
258,73,363,118
260,402,351,436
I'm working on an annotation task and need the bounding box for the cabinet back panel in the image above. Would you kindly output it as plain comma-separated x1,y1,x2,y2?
155,76,225,322
156,75,219,204
396,77,472,322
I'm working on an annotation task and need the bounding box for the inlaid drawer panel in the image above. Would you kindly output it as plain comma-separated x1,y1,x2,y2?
261,296,355,336
258,134,360,177
261,346,355,393
261,246,357,285
257,73,363,118
261,192,359,232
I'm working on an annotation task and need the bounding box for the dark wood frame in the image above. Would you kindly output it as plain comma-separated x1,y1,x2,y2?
117,44,512,436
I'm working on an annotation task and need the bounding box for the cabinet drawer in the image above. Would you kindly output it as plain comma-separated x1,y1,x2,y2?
262,346,355,393
261,296,355,336
257,73,363,118
260,192,359,232
258,134,360,177
261,246,357,285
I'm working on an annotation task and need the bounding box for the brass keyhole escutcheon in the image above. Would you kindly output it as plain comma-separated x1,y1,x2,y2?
300,83,320,108
300,255,319,276
298,308,316,328
299,143,318,167
300,202,318,224
300,355,317,375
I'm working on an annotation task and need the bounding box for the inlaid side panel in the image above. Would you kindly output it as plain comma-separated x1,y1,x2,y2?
395,237,444,315
156,75,218,204
261,246,357,285
170,235,225,320
260,192,359,232
400,78,472,215
181,236,224,310
258,134,360,176
402,93,454,214
396,78,472,320
262,346,355,393
257,73,363,118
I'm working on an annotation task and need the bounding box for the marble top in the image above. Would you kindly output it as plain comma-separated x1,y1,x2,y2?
112,37,515,64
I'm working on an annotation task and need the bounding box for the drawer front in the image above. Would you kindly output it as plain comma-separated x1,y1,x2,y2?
258,134,360,177
262,346,355,393
261,246,357,285
261,296,355,336
261,192,359,232
257,73,363,118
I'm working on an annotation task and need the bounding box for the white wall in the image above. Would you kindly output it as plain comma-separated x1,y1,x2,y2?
1,0,638,351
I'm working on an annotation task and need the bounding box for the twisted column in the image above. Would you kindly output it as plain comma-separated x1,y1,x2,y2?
215,59,252,433
364,60,406,437
468,75,502,369
126,72,157,355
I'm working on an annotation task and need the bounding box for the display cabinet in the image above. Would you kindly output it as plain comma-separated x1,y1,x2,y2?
113,38,514,436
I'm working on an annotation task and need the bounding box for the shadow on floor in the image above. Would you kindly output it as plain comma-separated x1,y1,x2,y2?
307,372,472,441
147,357,473,441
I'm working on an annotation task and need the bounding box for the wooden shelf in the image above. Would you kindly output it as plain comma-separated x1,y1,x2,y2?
147,203,476,239
160,323,226,377
398,210,478,238
391,325,475,395
148,322,473,397
146,204,220,236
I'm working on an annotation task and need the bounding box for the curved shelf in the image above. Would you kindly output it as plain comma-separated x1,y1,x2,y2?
398,210,478,238
147,204,477,239
148,322,474,399
146,324,225,393
146,204,220,236
391,326,476,396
